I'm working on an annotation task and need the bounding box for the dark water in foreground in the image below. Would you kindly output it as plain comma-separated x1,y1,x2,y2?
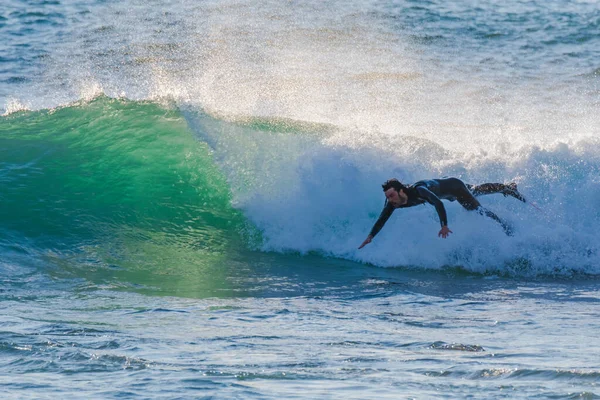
3,247,600,399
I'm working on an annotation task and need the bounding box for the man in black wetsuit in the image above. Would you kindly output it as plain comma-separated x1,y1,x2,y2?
358,177,526,249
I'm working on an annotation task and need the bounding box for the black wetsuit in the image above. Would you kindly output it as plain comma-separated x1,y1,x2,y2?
369,177,513,237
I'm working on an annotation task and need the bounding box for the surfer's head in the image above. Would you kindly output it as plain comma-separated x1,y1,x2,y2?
382,179,408,206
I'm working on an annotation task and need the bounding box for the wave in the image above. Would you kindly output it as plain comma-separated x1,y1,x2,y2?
2,95,600,278
0,96,251,287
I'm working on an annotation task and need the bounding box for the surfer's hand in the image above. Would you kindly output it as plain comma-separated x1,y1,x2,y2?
358,235,373,249
438,226,452,238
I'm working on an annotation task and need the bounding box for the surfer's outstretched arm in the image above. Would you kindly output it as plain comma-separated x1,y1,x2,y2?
359,203,394,249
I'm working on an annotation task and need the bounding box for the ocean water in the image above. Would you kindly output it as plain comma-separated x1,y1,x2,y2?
1,0,600,398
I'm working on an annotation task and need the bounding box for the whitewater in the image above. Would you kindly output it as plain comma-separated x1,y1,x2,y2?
1,0,600,398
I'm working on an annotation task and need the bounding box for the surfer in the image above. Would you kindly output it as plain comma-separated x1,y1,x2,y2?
358,177,527,249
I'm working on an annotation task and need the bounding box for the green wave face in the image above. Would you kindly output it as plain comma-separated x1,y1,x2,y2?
0,97,250,296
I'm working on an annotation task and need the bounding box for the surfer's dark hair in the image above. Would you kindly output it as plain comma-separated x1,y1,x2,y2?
382,178,406,192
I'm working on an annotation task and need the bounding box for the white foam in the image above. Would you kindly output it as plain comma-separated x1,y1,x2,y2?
2,98,30,116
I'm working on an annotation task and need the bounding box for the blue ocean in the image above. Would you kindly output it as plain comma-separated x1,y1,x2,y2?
1,0,600,398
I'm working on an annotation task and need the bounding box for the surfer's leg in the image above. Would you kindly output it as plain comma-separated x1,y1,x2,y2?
470,182,526,203
456,191,482,210
455,185,513,236
475,207,514,236
441,178,481,209
469,183,504,196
